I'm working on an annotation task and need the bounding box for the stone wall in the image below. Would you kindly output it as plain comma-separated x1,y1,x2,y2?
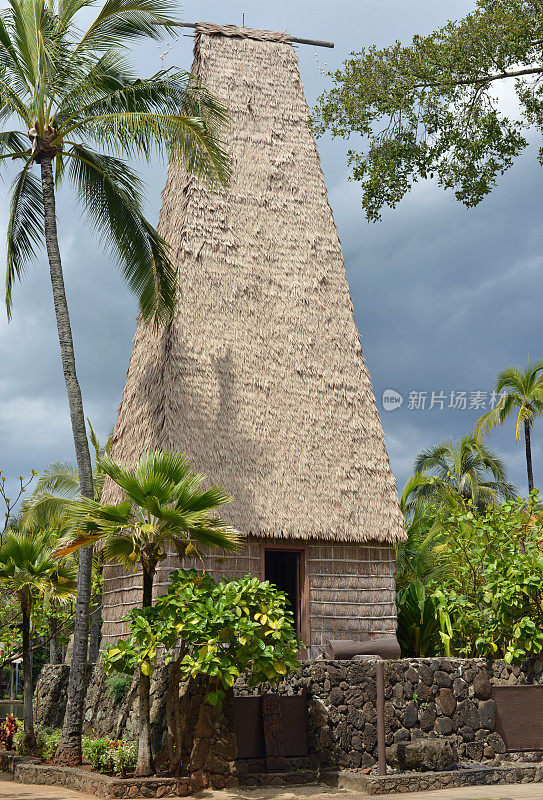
34,656,543,771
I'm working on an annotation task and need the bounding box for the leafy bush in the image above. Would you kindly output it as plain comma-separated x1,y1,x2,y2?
82,736,110,770
104,569,301,708
12,723,25,753
436,493,543,662
39,728,62,760
81,735,137,776
105,673,132,702
398,493,543,664
12,724,135,776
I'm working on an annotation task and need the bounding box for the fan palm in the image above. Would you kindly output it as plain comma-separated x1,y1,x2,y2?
0,0,229,764
411,434,517,511
56,450,241,776
475,361,543,493
0,526,76,752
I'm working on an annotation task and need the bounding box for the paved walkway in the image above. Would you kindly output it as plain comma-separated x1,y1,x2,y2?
2,774,543,800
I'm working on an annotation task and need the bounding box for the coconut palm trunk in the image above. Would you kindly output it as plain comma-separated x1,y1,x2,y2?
524,419,534,492
88,590,103,664
40,155,95,765
136,561,157,777
21,598,37,752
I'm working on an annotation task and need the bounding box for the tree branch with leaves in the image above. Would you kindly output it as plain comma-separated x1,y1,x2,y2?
315,0,543,220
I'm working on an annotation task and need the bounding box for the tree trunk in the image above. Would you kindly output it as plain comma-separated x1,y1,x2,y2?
188,685,237,791
135,564,156,777
88,589,102,663
166,649,188,775
49,618,59,665
525,420,534,493
21,603,37,753
39,156,95,766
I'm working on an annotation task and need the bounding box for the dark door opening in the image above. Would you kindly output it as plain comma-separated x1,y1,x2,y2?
264,549,301,634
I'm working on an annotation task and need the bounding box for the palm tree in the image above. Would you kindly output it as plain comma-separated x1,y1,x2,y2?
475,361,543,493
22,424,111,662
395,476,448,590
0,526,76,752
56,450,241,777
23,423,111,525
411,434,517,511
0,0,229,764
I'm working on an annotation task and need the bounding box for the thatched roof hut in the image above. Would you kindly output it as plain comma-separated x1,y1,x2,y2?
101,23,406,657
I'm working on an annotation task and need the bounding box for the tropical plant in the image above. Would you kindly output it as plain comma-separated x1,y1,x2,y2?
0,0,229,765
56,450,241,776
22,422,112,528
433,493,543,663
475,361,543,492
315,0,543,221
395,476,448,590
0,527,76,752
396,580,444,658
103,569,301,781
411,434,517,511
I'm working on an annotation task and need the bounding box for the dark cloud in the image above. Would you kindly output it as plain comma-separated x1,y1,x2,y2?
0,0,539,507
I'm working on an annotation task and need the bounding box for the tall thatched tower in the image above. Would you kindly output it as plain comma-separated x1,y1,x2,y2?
101,23,406,658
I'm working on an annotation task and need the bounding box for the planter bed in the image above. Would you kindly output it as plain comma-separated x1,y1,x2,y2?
323,762,543,795
0,753,192,798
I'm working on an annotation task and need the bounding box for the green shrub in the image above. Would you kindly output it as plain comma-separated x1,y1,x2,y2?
12,723,23,753
111,740,137,777
82,736,110,770
105,673,132,703
38,728,62,760
13,725,62,759
82,735,137,776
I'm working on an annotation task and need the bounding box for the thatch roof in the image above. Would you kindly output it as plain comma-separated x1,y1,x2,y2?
101,23,406,545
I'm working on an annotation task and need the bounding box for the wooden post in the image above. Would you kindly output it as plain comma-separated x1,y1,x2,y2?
262,694,286,771
375,658,386,776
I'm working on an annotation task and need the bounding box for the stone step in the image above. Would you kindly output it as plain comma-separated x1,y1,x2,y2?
322,764,543,795
238,769,319,787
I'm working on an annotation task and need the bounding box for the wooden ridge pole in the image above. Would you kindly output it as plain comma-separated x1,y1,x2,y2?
179,22,334,48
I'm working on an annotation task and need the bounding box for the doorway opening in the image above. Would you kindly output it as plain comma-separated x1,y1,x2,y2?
264,549,302,635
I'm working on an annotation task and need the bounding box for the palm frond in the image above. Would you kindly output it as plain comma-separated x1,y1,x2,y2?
74,0,180,55
5,160,43,318
20,492,70,528
80,111,230,186
178,521,241,552
0,130,28,161
0,12,30,95
413,441,452,475
34,459,80,497
102,534,139,566
64,143,176,327
134,450,191,486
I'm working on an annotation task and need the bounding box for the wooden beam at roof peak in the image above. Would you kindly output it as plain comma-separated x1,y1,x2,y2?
179,22,334,48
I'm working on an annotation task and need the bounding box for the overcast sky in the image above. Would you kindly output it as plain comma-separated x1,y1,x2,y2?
1,0,541,507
